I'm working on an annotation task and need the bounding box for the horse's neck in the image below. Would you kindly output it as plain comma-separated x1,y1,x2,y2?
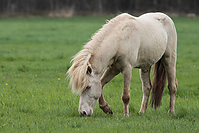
90,43,117,75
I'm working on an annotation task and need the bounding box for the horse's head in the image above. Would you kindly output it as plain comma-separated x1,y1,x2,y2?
78,65,102,116
67,47,102,116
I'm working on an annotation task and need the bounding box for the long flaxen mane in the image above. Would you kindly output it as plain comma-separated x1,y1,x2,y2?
67,13,133,94
67,47,93,94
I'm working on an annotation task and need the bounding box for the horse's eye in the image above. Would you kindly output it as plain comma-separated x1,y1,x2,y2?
86,86,91,90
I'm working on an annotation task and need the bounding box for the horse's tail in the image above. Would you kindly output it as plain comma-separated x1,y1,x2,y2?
151,59,167,109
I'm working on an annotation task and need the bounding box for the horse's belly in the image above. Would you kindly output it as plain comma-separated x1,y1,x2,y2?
134,54,162,68
134,39,167,68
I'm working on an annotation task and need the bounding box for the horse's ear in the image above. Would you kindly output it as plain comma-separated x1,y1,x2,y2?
86,66,92,75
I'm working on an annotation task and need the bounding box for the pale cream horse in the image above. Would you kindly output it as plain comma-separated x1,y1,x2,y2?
67,12,177,116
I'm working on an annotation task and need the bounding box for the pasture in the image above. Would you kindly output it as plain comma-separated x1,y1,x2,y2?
0,15,199,132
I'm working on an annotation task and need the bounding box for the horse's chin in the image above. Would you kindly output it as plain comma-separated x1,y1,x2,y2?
88,109,93,116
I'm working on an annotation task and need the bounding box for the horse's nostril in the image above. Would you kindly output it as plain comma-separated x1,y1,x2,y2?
83,111,87,116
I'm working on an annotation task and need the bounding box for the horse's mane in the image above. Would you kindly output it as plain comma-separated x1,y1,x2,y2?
67,13,132,94
67,47,93,94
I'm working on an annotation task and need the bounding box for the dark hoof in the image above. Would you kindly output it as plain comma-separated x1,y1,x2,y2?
108,109,113,114
99,104,113,114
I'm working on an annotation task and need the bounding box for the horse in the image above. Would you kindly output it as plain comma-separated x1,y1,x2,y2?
67,12,177,117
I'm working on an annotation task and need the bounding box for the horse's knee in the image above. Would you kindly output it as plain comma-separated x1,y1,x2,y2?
122,94,130,105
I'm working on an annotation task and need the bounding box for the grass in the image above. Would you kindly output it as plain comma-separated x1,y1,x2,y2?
0,15,199,132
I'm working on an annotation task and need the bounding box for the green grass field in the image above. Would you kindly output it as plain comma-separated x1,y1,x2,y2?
0,15,199,132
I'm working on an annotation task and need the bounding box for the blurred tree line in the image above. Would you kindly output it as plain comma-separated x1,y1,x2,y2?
0,0,199,16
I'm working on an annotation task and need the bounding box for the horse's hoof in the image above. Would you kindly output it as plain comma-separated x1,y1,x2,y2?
124,113,129,117
103,107,113,114
139,110,145,114
99,104,113,114
168,109,175,114
108,109,113,114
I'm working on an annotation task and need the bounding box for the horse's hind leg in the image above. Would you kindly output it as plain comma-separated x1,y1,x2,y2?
162,56,177,113
139,67,152,114
99,67,120,114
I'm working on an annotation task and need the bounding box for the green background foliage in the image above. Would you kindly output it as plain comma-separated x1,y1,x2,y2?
0,15,199,132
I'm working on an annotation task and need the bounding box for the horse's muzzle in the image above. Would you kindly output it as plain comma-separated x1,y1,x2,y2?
80,109,93,117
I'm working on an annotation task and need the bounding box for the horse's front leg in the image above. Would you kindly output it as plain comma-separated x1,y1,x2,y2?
122,65,132,116
99,93,113,114
99,67,120,114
